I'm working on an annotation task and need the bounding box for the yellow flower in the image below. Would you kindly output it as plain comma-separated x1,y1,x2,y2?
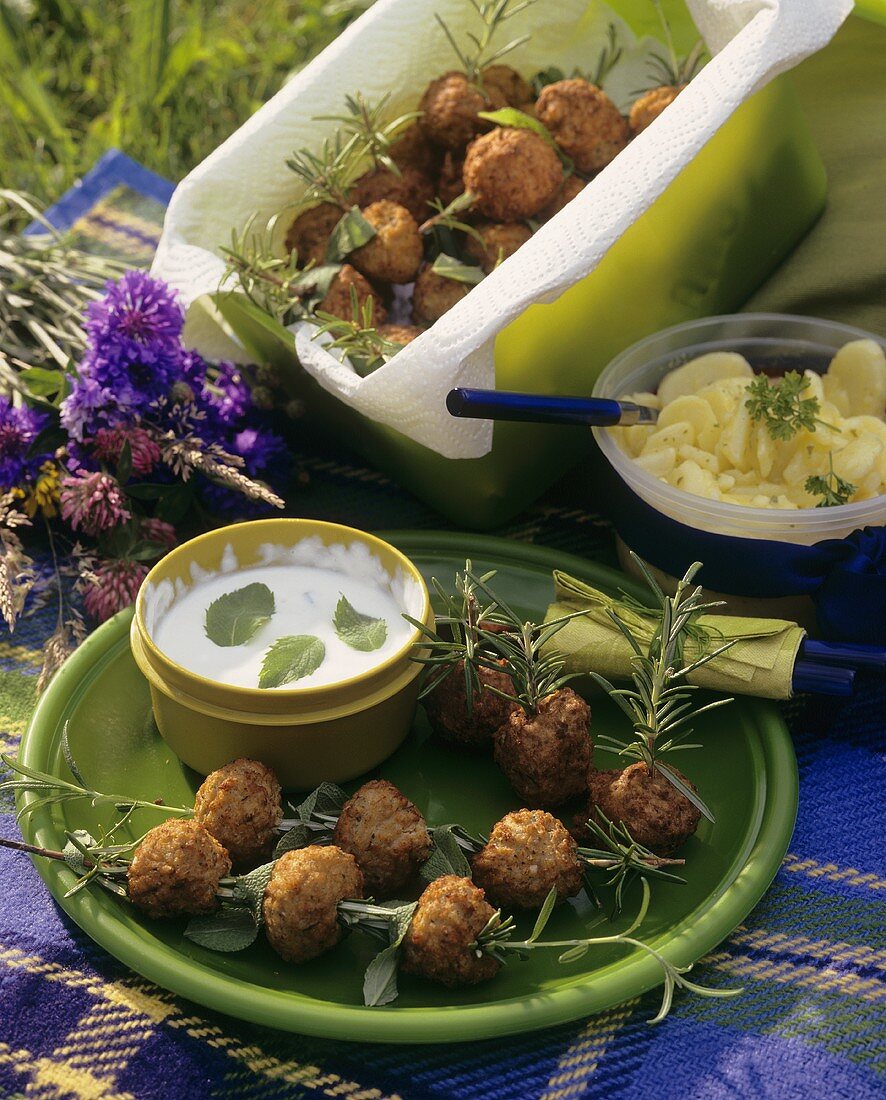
23,461,60,519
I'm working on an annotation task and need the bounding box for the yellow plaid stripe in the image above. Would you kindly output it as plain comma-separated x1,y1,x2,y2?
539,999,639,1100
782,853,886,891
0,643,41,669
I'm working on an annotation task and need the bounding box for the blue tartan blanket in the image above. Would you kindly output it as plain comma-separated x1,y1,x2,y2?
2,20,886,1098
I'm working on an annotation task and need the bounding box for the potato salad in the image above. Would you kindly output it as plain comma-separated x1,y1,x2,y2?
608,339,886,509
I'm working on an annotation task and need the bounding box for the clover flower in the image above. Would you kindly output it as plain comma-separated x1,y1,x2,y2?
92,427,161,476
82,558,148,623
59,470,131,535
139,517,177,548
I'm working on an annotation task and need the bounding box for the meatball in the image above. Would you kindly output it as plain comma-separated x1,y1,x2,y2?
262,845,364,964
412,264,471,325
538,174,586,221
419,71,506,151
629,85,682,134
193,758,282,868
588,762,701,856
351,166,435,224
350,200,423,285
318,263,387,324
465,221,532,273
389,123,441,177
437,152,466,207
378,322,424,347
481,64,534,108
463,128,562,222
332,779,432,896
401,875,501,987
127,819,230,920
493,687,591,807
423,659,516,746
535,79,629,174
472,809,583,909
284,202,341,267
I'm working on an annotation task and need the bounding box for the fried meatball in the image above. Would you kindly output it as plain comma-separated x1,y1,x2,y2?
389,123,441,177
193,758,282,868
463,128,562,222
401,875,501,987
351,166,435,224
127,819,230,920
262,845,364,964
494,687,591,807
538,174,586,221
465,221,532,273
332,779,432,896
318,263,387,323
629,85,682,134
419,71,506,151
285,202,342,267
378,322,424,346
588,762,701,856
423,659,516,746
481,64,534,108
350,200,423,285
412,264,471,325
472,809,583,909
535,79,629,174
437,151,466,207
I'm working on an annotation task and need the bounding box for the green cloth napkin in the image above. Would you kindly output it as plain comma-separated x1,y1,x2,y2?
546,571,806,700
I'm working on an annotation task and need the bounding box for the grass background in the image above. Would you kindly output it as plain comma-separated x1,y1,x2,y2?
0,0,367,218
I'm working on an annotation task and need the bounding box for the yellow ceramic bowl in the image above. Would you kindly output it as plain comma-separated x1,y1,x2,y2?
130,519,432,788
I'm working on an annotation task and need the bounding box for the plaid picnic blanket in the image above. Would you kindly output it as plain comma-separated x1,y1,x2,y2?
2,18,885,1100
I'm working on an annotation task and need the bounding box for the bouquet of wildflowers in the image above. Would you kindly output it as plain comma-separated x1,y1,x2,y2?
1,193,292,690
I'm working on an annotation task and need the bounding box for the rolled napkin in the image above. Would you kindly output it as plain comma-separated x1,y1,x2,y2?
546,571,806,701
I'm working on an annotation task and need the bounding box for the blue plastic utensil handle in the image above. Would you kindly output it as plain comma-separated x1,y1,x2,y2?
446,388,628,427
791,659,855,696
800,639,886,671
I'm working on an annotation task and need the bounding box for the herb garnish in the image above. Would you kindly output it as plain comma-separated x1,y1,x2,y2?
315,92,421,177
436,0,538,88
313,287,404,376
204,582,275,647
805,452,856,507
477,106,572,170
431,253,485,286
259,635,325,689
744,371,823,441
333,594,387,652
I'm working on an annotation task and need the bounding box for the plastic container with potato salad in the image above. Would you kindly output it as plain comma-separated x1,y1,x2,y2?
591,314,886,639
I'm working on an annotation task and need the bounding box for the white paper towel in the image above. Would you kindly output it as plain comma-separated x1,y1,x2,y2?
153,0,851,460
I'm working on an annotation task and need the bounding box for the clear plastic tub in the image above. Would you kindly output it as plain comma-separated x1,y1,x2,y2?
592,313,886,547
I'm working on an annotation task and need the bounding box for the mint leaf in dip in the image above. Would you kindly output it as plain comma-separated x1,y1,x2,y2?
204,582,275,647
259,635,326,689
334,594,387,652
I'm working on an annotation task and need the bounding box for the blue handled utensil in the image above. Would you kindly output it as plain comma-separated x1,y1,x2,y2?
800,639,886,672
792,659,856,696
446,388,658,427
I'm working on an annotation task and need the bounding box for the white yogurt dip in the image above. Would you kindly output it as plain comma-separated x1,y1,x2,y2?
145,538,422,690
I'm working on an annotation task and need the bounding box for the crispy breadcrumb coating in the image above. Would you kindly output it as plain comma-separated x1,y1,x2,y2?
588,762,701,856
262,846,364,963
285,202,342,267
481,64,533,108
463,128,562,222
194,758,282,868
419,71,506,151
318,263,387,323
465,221,532,273
535,79,629,174
402,875,501,987
377,322,424,346
629,85,682,134
351,166,435,223
389,123,441,177
472,809,583,909
412,264,470,325
351,200,423,284
332,779,432,896
437,152,467,207
127,819,231,919
538,174,586,221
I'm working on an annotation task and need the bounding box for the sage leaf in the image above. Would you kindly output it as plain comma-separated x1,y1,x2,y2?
430,253,484,286
274,821,312,856
420,824,477,882
233,860,276,924
185,906,259,952
259,635,325,688
326,206,376,262
204,583,275,647
477,107,573,170
362,901,418,1007
333,595,387,652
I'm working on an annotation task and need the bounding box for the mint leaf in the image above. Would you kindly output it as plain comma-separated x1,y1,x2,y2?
259,635,325,688
204,583,275,647
326,206,377,262
333,595,387,652
185,906,259,952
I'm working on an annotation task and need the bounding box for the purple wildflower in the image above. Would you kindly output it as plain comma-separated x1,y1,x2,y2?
60,376,120,442
0,398,48,489
59,470,131,535
85,270,183,367
204,361,252,425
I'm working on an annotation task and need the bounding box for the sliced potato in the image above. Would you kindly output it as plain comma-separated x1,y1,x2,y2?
657,352,753,406
657,395,718,451
833,436,883,484
640,422,694,453
825,339,886,419
634,446,676,477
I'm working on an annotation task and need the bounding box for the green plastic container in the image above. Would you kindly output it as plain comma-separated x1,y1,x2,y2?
213,75,826,529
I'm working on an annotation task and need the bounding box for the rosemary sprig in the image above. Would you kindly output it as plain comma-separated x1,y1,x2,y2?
805,452,856,507
419,194,484,248
315,93,421,177
744,371,825,442
579,813,685,913
436,0,538,86
589,556,736,821
312,287,403,376
474,880,740,1022
643,2,706,89
285,132,367,210
591,23,623,86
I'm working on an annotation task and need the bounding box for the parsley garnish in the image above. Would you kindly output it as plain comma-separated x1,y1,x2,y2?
745,371,822,441
804,453,856,507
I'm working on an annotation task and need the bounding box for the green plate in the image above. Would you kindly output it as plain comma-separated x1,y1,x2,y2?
18,532,798,1044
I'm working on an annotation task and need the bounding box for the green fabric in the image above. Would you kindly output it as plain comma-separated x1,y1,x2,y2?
546,571,805,700
745,16,886,335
